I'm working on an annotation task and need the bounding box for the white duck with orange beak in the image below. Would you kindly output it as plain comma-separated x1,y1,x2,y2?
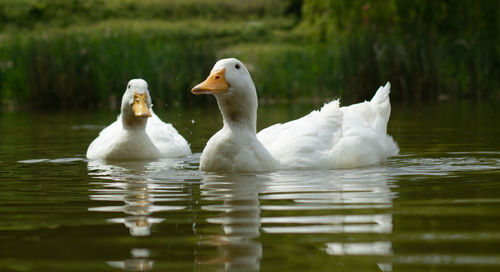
86,79,191,161
191,58,398,172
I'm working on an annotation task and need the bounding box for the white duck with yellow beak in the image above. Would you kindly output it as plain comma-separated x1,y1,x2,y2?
87,79,191,161
192,58,398,172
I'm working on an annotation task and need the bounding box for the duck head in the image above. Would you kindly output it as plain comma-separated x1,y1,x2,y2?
121,79,153,128
192,58,258,132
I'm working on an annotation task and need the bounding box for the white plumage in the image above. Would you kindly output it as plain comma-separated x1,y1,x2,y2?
192,58,398,172
258,83,398,169
86,79,191,161
146,113,193,157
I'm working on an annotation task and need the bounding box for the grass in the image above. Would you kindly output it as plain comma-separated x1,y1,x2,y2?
0,0,287,30
0,19,293,108
0,0,499,109
301,0,500,101
219,44,346,101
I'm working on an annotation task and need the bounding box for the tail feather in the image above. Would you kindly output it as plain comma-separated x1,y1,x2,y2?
364,82,391,134
370,82,391,105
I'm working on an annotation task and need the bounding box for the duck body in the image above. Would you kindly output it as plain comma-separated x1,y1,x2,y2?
86,79,191,161
257,83,398,169
86,116,162,160
200,123,279,172
192,58,398,172
146,112,192,158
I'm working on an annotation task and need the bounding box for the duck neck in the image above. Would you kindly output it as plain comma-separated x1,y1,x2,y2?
215,93,257,134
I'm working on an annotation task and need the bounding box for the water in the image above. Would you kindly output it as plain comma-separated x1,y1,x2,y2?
1,102,500,271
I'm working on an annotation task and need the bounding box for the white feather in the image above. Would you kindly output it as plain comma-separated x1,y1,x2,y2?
195,59,398,172
86,79,191,161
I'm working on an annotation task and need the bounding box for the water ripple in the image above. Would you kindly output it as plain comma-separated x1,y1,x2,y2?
86,158,197,236
75,150,500,270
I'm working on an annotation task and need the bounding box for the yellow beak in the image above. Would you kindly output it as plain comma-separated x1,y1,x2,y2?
132,92,152,118
191,68,230,94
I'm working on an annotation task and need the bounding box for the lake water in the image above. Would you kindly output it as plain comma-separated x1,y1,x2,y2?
1,101,500,271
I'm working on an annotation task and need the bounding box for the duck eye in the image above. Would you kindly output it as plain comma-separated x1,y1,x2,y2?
128,85,130,89
235,64,240,69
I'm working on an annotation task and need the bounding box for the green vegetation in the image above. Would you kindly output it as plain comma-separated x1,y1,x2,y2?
0,0,498,109
0,19,287,108
302,0,500,101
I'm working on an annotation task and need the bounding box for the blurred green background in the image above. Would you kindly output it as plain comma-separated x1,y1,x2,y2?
0,0,498,109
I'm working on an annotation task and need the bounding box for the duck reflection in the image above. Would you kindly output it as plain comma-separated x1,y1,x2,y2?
88,160,186,236
87,159,189,271
197,168,395,271
107,248,154,271
261,169,394,235
265,169,395,271
197,174,267,271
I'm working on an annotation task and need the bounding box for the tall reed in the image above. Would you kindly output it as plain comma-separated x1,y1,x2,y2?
1,0,498,109
0,19,287,108
301,0,500,101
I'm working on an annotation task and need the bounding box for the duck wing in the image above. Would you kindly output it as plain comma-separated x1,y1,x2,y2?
146,110,192,158
257,82,398,169
86,118,122,159
257,100,343,169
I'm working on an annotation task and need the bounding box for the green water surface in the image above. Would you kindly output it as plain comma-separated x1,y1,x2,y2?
1,101,500,271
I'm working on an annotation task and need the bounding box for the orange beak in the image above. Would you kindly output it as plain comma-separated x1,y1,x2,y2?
132,92,152,118
191,68,230,94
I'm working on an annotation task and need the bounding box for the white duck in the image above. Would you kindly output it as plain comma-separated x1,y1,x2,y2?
86,79,191,161
191,58,398,172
